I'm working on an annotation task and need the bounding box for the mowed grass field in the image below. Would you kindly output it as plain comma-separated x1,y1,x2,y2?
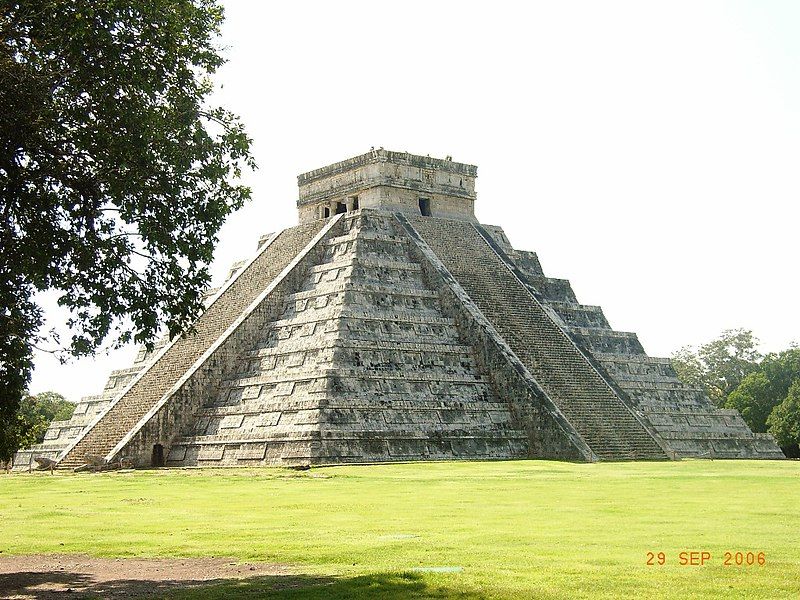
1,460,798,599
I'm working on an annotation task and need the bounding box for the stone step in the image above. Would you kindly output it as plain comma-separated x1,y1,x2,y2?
195,398,511,418
244,339,473,359
217,368,491,388
285,283,439,302
307,256,422,275
325,230,409,247
269,310,457,330
544,301,612,330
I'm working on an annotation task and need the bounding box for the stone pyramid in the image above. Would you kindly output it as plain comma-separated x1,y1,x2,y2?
21,149,782,470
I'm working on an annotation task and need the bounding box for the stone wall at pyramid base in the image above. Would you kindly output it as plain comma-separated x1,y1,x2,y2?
167,432,530,468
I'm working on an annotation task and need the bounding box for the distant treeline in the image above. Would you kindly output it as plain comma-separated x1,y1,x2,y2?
672,329,800,457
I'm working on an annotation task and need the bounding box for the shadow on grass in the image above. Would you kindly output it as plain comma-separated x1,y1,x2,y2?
1,570,486,599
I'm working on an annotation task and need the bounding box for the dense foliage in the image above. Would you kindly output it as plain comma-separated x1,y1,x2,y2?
671,329,761,407
727,348,800,455
673,333,800,455
1,1,254,439
766,380,800,451
0,390,74,463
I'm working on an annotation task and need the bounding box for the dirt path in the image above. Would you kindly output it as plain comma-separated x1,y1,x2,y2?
0,554,292,599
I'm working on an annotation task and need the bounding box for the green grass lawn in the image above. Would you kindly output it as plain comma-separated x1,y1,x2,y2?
1,460,798,599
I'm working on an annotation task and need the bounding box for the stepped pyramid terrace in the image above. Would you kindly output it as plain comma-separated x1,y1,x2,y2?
15,149,784,470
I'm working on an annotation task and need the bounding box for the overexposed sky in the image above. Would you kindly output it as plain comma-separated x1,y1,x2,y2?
31,1,800,401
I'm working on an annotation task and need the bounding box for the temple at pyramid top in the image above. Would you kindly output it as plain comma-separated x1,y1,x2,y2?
296,149,477,223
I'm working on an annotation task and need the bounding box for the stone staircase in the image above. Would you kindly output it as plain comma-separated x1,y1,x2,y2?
56,221,325,469
166,210,527,466
480,226,783,459
11,345,162,469
408,216,668,461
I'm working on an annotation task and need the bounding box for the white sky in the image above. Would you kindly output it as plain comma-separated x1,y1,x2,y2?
30,1,800,402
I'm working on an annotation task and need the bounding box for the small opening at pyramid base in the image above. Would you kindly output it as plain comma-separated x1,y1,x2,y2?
151,444,164,468
335,202,347,214
323,206,330,218
419,198,432,216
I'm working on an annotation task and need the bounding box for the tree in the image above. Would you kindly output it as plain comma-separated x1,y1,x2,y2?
0,412,27,468
0,391,75,465
726,347,800,434
671,329,761,406
726,372,774,433
766,379,800,457
670,346,706,392
1,1,254,435
17,391,75,444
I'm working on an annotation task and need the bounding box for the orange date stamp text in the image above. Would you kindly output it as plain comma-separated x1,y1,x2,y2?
645,551,765,566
